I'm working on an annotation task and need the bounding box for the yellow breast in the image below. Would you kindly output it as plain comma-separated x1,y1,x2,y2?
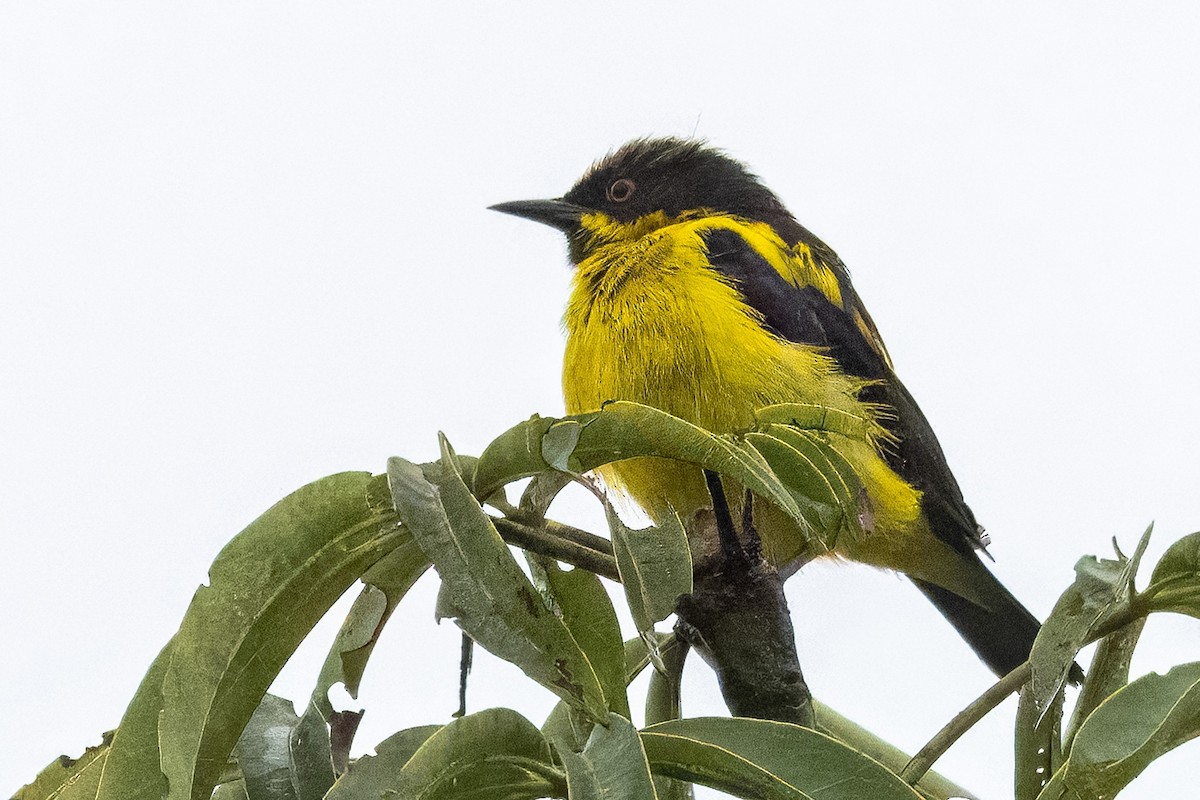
560,213,985,594
562,215,861,425
564,216,872,549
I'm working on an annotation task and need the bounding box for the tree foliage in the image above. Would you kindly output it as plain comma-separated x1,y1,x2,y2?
15,403,1200,800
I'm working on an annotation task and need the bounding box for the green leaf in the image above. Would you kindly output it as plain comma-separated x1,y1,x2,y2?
94,640,174,800
543,636,674,754
304,538,430,773
388,443,609,722
645,642,687,728
333,708,562,799
158,471,407,800
1145,530,1200,618
568,402,806,526
542,419,583,472
543,563,630,718
325,725,443,799
542,701,595,757
14,733,111,800
812,700,977,800
1014,683,1062,800
744,430,838,513
211,779,250,800
558,747,605,799
561,714,659,800
473,403,808,535
754,403,877,441
1042,662,1200,799
641,717,922,799
607,501,692,634
310,537,431,717
232,693,333,800
1028,528,1151,721
519,470,574,519
472,413,560,497
645,645,692,800
744,426,862,546
1065,616,1147,751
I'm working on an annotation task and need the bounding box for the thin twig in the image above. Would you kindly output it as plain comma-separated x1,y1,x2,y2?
541,518,615,557
901,661,1032,785
492,516,619,581
901,603,1146,786
488,500,616,558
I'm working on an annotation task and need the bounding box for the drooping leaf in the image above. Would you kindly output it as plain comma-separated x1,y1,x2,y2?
210,779,250,800
471,413,560,496
607,501,692,636
232,693,332,800
302,537,430,773
641,717,922,799
388,443,608,722
744,429,844,534
1144,529,1200,618
542,419,583,472
543,635,673,754
325,725,443,799
543,563,630,718
14,733,111,800
1028,528,1152,721
158,471,407,800
310,537,431,718
1014,683,1062,800
1065,616,1147,750
473,401,904,564
745,423,868,547
561,713,658,800
754,403,877,442
645,641,687,728
94,639,175,800
472,403,807,534
332,708,562,800
1040,662,1200,799
645,643,692,800
519,470,574,519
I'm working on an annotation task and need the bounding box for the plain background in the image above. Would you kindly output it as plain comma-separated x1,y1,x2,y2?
3,3,1199,798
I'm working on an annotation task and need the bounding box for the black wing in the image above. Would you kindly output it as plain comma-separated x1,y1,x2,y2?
701,227,1081,680
702,226,984,554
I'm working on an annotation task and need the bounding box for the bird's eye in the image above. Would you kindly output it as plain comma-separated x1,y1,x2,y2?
606,178,636,203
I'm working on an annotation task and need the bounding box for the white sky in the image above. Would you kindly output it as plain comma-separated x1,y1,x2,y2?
3,3,1199,798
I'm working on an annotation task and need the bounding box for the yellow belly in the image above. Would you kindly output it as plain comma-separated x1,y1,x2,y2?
563,220,929,568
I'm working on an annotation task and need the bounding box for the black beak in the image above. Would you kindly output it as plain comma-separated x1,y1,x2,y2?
489,198,585,233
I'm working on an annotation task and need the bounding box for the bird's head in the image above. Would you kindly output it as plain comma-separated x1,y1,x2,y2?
491,137,795,263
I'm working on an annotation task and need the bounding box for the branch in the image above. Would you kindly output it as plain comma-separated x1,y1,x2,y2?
673,509,814,726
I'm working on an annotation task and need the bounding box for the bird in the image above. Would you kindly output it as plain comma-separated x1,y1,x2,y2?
490,137,1047,680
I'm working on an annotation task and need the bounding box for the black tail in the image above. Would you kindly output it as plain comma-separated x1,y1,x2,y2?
910,554,1046,679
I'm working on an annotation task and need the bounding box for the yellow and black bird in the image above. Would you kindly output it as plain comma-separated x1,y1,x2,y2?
492,137,1044,678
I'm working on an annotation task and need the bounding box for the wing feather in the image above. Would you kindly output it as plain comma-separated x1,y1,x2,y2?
701,226,986,552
